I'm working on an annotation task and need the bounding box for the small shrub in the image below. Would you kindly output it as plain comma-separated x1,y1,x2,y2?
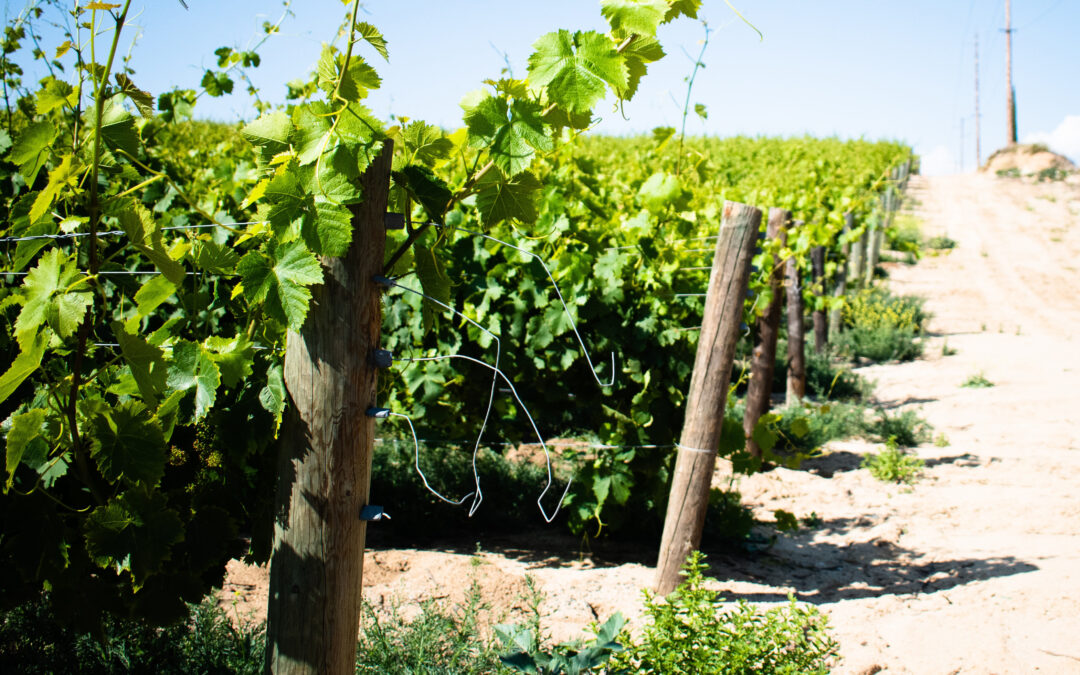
703,488,756,544
356,583,505,674
862,437,924,485
608,552,840,674
804,350,871,401
925,235,957,250
770,402,866,454
961,372,994,388
933,432,950,448
886,214,923,256
865,409,932,448
834,288,928,363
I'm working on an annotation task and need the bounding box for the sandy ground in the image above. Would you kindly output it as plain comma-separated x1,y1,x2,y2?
221,173,1080,673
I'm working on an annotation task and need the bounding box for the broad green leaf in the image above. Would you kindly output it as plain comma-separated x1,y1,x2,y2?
166,340,222,421
192,239,240,274
89,401,167,485
5,409,46,492
115,73,154,117
665,0,702,21
203,335,254,389
7,120,57,183
35,76,77,115
617,33,665,100
84,488,183,582
263,169,309,232
527,30,626,113
751,419,779,454
402,121,453,167
475,168,542,225
304,200,353,257
338,56,381,102
84,500,138,568
414,244,451,332
113,322,167,406
355,21,389,60
292,102,334,166
464,96,552,177
790,416,811,439
637,171,682,211
0,332,48,407
394,164,452,221
132,274,177,320
237,240,323,329
98,101,140,156
694,102,708,120
200,69,234,97
30,154,81,223
242,110,292,148
259,363,285,434
114,198,186,284
600,0,668,36
592,474,611,504
14,248,93,347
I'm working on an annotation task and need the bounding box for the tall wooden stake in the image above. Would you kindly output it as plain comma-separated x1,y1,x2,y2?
785,220,807,402
266,142,394,675
743,208,788,460
1005,0,1017,145
809,245,827,354
654,201,760,595
827,212,852,337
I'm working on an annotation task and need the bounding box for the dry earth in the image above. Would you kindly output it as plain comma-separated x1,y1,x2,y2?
222,172,1080,674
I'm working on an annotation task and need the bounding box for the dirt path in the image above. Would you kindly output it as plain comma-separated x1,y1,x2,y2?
222,173,1080,674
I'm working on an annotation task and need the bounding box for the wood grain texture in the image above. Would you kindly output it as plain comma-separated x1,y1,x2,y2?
785,220,807,402
828,212,853,337
810,245,828,354
744,208,788,460
266,141,393,675
655,201,760,595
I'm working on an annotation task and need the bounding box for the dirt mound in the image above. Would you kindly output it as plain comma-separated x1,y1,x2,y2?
981,143,1076,176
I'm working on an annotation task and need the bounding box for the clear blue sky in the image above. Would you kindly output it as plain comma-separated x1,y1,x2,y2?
13,1,1080,172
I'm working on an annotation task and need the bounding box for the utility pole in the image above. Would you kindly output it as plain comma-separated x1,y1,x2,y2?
1004,0,1018,145
975,34,982,167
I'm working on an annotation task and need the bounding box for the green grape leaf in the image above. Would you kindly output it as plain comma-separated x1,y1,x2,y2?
527,30,626,114
751,418,779,454
7,120,57,183
600,0,668,36
475,168,542,225
355,21,389,61
200,69,234,97
242,111,292,170
637,171,682,211
14,248,93,347
694,102,708,120
35,76,77,115
263,170,309,232
89,401,167,485
464,96,552,177
402,121,453,167
115,73,154,117
84,488,183,582
665,0,702,21
5,409,46,492
98,102,140,157
84,500,138,568
790,416,811,439
304,200,353,257
292,102,334,166
259,363,286,434
414,244,451,332
30,154,81,224
618,33,665,100
394,164,452,221
0,331,48,407
338,56,381,102
237,240,323,329
113,322,167,407
132,275,177,321
166,340,222,422
192,239,240,274
114,199,186,284
203,336,254,389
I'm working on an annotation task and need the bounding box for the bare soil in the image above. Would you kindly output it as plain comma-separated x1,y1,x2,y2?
221,173,1080,674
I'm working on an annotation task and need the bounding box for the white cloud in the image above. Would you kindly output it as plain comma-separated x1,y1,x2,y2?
918,145,956,176
1024,115,1080,163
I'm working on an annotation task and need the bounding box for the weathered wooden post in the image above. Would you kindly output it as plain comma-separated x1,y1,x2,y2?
828,212,853,337
785,220,807,402
849,220,867,289
266,142,394,675
810,245,828,353
654,201,760,595
743,208,788,460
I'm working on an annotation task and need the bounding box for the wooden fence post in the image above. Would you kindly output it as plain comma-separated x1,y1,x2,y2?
810,245,828,353
743,208,788,460
785,220,807,402
654,201,760,595
265,142,394,675
849,220,867,289
828,212,852,337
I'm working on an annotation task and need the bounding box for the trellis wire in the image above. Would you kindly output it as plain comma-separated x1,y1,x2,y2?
0,220,266,244
388,411,474,506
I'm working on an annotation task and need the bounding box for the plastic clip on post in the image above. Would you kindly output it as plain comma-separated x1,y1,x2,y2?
366,407,391,419
360,505,390,521
384,213,405,230
372,349,393,369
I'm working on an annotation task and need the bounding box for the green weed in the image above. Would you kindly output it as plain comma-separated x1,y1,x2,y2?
834,288,928,363
961,372,994,388
862,438,924,485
